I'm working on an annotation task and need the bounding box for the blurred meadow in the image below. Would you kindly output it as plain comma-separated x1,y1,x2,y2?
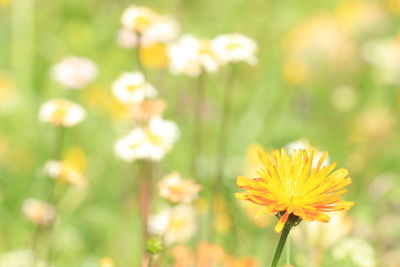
1,0,400,266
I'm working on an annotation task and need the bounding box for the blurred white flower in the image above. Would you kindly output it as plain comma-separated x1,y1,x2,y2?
158,172,201,203
333,238,376,267
119,10,179,48
121,6,159,34
39,99,86,127
22,198,56,226
51,56,97,89
0,249,49,267
211,33,258,65
363,37,400,84
44,160,86,187
117,28,138,48
168,35,221,76
141,15,179,46
115,117,179,161
148,205,197,245
285,139,330,168
112,72,157,104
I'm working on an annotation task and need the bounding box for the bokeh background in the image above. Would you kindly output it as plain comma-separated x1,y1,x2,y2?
1,0,400,266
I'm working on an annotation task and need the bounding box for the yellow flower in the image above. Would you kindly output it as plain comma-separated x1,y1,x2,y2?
140,43,169,68
100,257,114,267
236,148,354,233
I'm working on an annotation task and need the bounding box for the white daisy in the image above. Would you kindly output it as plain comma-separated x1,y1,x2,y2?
38,99,86,127
211,33,258,65
112,72,157,104
51,56,98,89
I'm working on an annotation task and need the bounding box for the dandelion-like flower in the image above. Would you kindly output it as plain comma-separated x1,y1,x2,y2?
115,117,179,161
211,33,258,65
51,56,98,89
38,99,86,127
236,148,354,233
168,35,221,76
121,6,159,34
22,198,56,226
44,160,87,187
112,71,157,104
158,172,201,203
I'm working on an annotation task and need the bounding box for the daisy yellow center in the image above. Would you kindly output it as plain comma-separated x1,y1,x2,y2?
225,42,242,51
236,148,354,232
146,129,162,146
52,101,72,123
126,84,140,93
135,16,152,31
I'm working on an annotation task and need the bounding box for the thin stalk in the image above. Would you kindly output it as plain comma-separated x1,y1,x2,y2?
191,72,206,179
135,32,146,76
271,217,296,267
138,160,153,240
213,64,237,184
208,64,237,241
42,126,65,265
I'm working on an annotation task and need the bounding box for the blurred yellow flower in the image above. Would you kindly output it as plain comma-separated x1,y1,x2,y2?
0,0,11,7
282,59,308,86
212,196,232,233
140,43,169,68
336,0,387,35
283,14,353,84
236,148,354,233
22,198,56,226
386,0,400,14
100,257,114,267
158,172,201,203
39,99,86,127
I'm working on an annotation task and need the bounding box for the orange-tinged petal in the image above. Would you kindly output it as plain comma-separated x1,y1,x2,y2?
274,210,289,233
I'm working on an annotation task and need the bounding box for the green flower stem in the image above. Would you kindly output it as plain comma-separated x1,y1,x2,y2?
271,217,295,267
191,72,205,179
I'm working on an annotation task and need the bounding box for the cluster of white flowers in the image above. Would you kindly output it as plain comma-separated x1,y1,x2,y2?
115,116,179,161
51,56,98,89
118,5,179,48
168,33,258,76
